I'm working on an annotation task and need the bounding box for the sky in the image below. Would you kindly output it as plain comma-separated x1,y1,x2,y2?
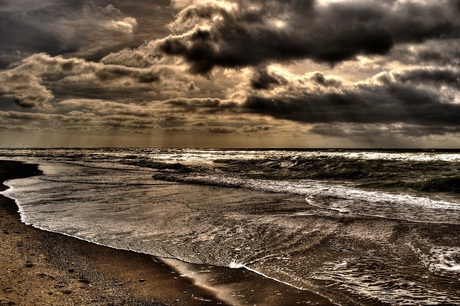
0,0,459,148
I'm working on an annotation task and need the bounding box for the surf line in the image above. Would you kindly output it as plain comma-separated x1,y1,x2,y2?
228,260,333,302
161,257,336,305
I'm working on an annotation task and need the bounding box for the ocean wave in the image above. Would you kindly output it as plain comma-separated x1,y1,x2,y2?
417,176,460,193
152,172,460,224
2,151,459,305
124,160,194,173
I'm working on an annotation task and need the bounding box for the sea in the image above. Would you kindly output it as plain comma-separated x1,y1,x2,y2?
0,148,459,305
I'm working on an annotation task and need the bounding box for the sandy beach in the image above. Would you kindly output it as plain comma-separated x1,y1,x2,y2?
0,160,334,306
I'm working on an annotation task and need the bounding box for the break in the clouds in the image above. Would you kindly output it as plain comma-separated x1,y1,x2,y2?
0,0,459,148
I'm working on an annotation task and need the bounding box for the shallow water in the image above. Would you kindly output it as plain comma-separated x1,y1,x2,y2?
1,148,459,305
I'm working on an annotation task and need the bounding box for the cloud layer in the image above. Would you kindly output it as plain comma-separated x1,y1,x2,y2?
243,66,460,128
0,0,172,68
149,0,460,74
0,0,459,147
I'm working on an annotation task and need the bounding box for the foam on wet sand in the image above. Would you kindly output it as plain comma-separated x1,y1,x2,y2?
0,160,335,305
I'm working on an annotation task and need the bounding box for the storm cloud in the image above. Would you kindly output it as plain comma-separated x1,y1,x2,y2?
0,0,459,147
0,53,197,107
145,0,460,74
0,0,172,68
242,66,460,129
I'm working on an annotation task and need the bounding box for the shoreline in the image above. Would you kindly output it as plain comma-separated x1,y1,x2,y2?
0,160,335,305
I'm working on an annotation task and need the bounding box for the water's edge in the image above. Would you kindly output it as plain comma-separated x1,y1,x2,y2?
0,162,339,306
2,151,459,305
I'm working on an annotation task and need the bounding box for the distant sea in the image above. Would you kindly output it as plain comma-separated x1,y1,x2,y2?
1,148,459,305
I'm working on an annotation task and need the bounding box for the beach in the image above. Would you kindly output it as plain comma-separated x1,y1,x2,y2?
0,160,334,306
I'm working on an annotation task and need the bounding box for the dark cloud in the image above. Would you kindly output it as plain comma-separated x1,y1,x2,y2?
0,14,62,67
242,125,271,133
310,123,460,139
110,0,171,42
0,106,160,134
242,67,460,132
0,68,54,108
389,40,460,66
166,97,238,113
207,125,272,135
154,0,460,74
244,90,460,126
392,67,460,87
0,53,195,107
250,68,288,90
208,126,236,134
0,0,172,68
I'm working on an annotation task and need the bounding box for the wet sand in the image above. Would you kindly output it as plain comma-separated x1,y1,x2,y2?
0,160,334,305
